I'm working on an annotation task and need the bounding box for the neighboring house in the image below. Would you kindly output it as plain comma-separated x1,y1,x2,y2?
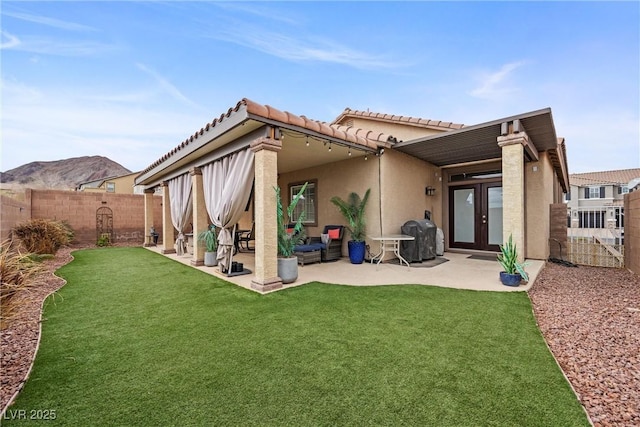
77,171,152,194
134,98,569,291
565,168,640,230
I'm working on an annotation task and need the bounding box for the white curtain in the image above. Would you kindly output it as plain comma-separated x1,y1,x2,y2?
202,148,255,272
168,173,193,255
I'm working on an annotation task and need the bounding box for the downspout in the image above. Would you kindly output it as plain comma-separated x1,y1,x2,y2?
378,151,384,236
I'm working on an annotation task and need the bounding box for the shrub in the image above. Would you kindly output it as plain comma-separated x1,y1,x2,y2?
96,234,111,247
12,219,74,255
0,239,44,325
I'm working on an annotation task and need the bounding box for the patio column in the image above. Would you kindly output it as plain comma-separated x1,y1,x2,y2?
190,167,207,266
161,181,175,254
250,137,282,292
143,188,155,247
497,132,527,262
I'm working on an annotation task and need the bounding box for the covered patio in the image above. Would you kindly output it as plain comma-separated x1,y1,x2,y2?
135,98,565,293
143,245,544,293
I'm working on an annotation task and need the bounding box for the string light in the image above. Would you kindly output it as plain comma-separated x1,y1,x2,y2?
348,148,352,156
364,154,368,160
306,136,309,147
328,142,332,152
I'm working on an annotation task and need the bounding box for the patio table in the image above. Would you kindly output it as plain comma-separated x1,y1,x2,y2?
370,234,415,268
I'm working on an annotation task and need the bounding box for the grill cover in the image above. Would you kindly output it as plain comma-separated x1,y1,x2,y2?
400,219,437,262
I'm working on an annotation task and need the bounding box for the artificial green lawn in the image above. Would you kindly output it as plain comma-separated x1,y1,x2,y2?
5,247,588,426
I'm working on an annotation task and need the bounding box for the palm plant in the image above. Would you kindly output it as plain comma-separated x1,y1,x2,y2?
276,182,308,258
197,225,217,252
497,234,529,282
330,189,371,242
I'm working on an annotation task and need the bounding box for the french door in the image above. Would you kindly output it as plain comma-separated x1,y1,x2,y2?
449,183,503,251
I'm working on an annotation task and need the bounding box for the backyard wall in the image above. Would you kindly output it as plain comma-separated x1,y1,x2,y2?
1,189,163,245
624,190,640,275
0,194,32,241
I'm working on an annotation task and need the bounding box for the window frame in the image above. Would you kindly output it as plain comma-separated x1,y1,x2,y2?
288,179,317,227
106,182,116,193
585,186,604,199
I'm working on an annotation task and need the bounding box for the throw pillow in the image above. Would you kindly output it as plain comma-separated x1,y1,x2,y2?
328,228,340,239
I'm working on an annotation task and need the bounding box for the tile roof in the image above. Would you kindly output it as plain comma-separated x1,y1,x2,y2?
332,108,465,131
243,99,396,149
569,168,640,187
140,98,395,176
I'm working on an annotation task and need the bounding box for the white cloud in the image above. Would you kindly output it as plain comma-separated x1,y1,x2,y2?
212,25,401,71
2,11,98,32
0,79,209,172
0,30,20,49
136,63,202,109
0,32,117,56
469,61,527,100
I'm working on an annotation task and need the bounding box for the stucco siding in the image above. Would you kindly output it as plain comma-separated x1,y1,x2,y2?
278,155,380,258
347,117,446,142
525,152,555,259
380,149,442,234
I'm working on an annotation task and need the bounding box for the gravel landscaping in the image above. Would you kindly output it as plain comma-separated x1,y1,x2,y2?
530,263,640,427
2,248,638,425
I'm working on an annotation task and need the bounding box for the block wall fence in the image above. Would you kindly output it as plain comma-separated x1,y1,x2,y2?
624,191,640,275
1,189,163,245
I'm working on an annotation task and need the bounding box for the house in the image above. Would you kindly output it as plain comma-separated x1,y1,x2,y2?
134,98,569,292
565,168,640,232
77,172,138,194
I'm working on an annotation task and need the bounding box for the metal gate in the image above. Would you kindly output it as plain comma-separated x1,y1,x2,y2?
567,206,624,268
96,206,114,244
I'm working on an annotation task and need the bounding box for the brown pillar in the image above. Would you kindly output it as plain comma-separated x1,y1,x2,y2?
190,167,207,266
161,182,175,254
497,132,527,262
250,137,283,292
143,188,155,246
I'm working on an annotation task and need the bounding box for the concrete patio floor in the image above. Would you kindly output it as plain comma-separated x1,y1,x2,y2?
144,246,544,294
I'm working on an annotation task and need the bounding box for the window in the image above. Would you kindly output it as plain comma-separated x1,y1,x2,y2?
289,180,317,226
106,182,115,193
618,185,629,195
578,211,605,228
585,186,604,199
564,191,571,202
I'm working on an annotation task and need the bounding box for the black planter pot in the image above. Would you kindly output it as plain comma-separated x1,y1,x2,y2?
500,271,522,287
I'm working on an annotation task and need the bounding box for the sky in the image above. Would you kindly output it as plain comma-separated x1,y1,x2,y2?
1,1,639,175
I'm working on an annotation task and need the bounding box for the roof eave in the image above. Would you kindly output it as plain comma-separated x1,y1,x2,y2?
135,105,250,186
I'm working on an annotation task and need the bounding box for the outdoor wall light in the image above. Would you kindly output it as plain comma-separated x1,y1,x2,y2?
425,186,436,196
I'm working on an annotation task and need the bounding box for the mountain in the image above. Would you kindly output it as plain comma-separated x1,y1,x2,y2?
0,156,132,190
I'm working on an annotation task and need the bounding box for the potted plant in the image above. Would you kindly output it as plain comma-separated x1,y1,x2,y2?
275,182,308,284
330,189,370,264
497,234,529,286
198,225,218,267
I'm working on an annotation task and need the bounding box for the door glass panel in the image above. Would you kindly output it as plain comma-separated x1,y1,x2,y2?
453,189,475,243
487,186,503,245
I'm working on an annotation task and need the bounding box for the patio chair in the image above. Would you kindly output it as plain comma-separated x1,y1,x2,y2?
309,225,344,262
290,224,325,266
236,222,255,252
